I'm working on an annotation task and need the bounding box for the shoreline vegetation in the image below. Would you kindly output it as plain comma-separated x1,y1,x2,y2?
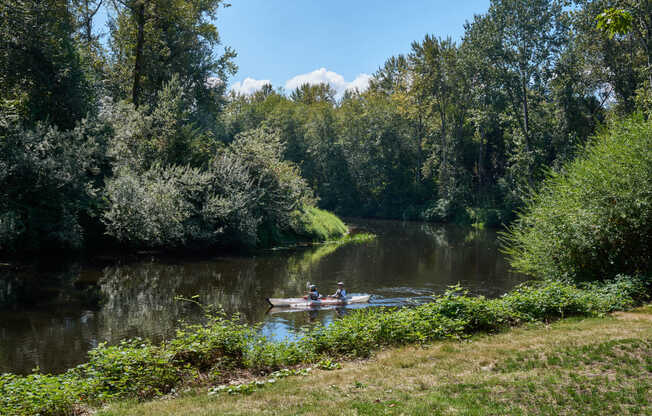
1,276,649,415
100,305,652,416
2,0,652,414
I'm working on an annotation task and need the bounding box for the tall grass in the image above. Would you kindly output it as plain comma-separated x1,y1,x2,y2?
290,206,348,241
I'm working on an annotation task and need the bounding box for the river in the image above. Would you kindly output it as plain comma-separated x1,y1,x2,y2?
0,219,527,374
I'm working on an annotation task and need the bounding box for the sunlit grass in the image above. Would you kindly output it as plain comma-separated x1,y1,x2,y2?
98,306,652,416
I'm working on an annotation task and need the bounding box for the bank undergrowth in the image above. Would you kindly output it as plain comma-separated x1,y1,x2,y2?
1,276,649,415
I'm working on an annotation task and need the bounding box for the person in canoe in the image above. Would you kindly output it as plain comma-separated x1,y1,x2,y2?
307,284,321,300
331,281,347,299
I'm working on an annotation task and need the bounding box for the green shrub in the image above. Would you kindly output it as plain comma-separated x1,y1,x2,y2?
75,339,180,401
0,119,101,251
2,277,648,412
168,312,255,371
102,127,319,249
0,372,83,416
246,339,311,370
503,115,652,281
423,286,511,332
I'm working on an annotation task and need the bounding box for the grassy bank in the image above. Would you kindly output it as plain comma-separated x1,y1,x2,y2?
260,206,349,247
1,277,649,415
100,305,652,415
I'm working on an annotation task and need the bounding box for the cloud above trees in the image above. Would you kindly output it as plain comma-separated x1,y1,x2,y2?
230,77,272,95
230,68,371,97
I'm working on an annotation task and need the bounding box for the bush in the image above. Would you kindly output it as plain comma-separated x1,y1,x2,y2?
503,115,652,281
168,311,254,371
3,277,648,412
102,165,196,247
0,118,101,252
0,372,83,416
102,128,320,249
75,339,180,401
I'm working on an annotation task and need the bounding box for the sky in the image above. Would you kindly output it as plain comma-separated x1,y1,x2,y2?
95,1,492,97
218,1,491,96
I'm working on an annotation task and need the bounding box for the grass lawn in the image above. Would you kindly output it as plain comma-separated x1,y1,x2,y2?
98,306,652,415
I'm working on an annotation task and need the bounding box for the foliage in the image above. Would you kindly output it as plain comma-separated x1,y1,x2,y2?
0,118,102,252
0,372,83,416
169,309,254,371
107,0,236,120
2,276,649,412
100,76,219,171
102,164,198,247
102,127,318,248
74,339,180,401
596,7,634,38
503,116,652,281
289,206,348,242
0,0,91,129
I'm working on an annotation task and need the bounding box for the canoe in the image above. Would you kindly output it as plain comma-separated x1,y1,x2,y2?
266,295,371,308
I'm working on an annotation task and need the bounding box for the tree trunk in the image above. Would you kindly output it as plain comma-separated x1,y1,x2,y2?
132,0,146,107
84,0,92,45
521,74,530,150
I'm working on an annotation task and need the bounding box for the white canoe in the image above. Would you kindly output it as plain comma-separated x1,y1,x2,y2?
266,295,371,308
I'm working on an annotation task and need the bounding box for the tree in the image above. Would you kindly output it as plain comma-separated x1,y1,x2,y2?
108,0,236,122
573,0,652,112
289,83,336,105
0,0,91,129
485,0,567,151
410,36,470,203
504,116,652,281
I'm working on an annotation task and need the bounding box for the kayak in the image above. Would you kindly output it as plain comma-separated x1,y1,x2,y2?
266,295,371,308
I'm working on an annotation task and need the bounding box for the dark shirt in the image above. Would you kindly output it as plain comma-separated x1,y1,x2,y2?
308,290,320,300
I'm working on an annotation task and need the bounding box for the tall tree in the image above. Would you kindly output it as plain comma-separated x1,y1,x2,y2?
410,36,470,202
108,0,236,122
576,0,652,111
0,0,91,129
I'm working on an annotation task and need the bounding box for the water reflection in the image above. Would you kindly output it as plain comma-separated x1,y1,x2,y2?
0,220,526,374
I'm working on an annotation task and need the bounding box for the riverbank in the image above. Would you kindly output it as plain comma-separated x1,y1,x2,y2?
1,277,648,415
100,304,652,415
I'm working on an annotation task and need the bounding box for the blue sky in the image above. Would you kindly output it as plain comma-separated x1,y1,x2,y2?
95,1,492,95
218,1,491,95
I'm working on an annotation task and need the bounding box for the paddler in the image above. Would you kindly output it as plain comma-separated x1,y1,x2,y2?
332,281,347,299
308,284,321,300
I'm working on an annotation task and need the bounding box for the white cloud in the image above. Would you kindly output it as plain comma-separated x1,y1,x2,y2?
285,68,371,97
346,73,372,94
230,69,372,98
230,77,271,95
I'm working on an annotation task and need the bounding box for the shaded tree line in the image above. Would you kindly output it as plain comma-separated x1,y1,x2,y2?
1,0,650,252
222,0,651,223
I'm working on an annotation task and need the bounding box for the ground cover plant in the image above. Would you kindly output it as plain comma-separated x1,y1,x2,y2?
1,276,648,415
100,304,652,416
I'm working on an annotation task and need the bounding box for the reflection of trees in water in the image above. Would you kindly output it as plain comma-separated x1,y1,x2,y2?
96,244,347,342
0,244,344,374
0,263,102,374
0,221,526,374
0,263,93,307
0,270,16,306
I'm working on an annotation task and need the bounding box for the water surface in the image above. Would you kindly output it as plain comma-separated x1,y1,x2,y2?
0,220,526,374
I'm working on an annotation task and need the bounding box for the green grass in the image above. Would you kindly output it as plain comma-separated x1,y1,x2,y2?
291,206,348,241
2,277,647,415
98,306,652,415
